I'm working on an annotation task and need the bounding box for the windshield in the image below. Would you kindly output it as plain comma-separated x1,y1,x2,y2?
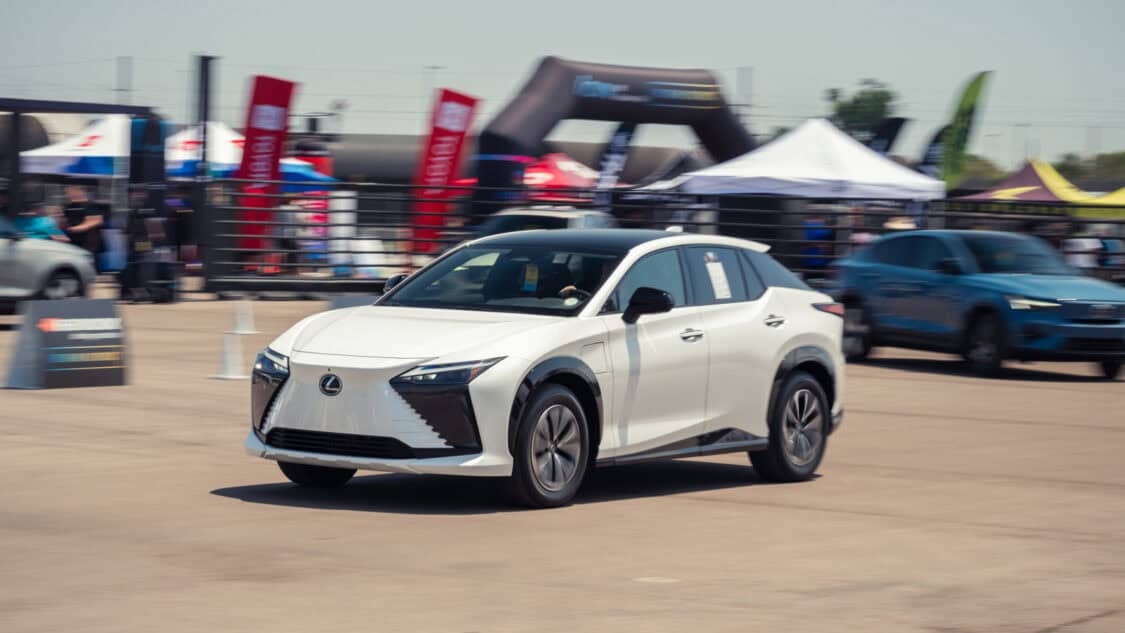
382,246,622,315
477,214,569,237
961,234,1076,275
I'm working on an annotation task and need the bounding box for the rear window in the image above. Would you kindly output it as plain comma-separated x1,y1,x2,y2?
744,251,810,290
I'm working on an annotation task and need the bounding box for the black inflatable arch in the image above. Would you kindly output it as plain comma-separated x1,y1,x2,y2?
473,56,754,212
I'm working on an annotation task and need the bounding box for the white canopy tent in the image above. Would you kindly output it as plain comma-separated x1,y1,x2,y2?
165,121,322,178
651,118,945,200
20,115,131,178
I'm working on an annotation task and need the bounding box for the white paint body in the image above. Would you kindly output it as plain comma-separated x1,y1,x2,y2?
246,232,844,476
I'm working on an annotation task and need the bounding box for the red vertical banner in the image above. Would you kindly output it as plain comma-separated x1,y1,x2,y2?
412,89,479,257
236,75,296,260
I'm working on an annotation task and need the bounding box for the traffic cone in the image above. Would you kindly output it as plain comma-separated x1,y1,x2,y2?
232,300,259,335
209,332,249,380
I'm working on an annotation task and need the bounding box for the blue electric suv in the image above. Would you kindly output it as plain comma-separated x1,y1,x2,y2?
833,230,1125,379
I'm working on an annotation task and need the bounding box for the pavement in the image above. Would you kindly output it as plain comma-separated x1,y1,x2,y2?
1,296,1123,633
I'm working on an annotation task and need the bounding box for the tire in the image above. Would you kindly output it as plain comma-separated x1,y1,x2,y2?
1100,360,1122,380
507,384,590,508
277,461,356,488
842,300,873,362
963,312,1005,376
40,269,83,300
750,371,829,483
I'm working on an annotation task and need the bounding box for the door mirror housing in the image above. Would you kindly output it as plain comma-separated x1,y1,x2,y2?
383,273,409,293
623,286,674,324
936,258,961,276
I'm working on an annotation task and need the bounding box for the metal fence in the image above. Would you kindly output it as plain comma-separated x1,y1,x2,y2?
193,178,1125,294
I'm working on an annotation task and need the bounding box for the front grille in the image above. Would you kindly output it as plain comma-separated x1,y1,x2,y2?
1065,338,1125,353
266,428,415,459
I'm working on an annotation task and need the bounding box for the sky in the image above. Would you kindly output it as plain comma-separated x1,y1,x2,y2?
3,0,1125,170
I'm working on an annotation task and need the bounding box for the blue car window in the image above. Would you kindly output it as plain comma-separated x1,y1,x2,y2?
960,233,1075,275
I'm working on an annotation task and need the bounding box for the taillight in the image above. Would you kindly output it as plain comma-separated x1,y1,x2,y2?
814,302,845,317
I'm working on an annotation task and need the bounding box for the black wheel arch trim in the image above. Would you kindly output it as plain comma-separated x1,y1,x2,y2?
769,345,837,433
508,356,603,457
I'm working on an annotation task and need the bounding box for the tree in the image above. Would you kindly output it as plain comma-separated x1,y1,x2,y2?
1054,153,1087,180
1052,151,1125,183
825,79,897,141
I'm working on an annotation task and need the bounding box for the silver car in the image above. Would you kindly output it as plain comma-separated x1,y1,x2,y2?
0,216,96,311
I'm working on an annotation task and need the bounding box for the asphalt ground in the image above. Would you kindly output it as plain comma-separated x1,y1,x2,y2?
1,296,1123,632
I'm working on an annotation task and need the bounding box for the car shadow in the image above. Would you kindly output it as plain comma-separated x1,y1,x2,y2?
860,355,1104,383
210,460,793,515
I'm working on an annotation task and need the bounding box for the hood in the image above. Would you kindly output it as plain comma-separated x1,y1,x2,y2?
289,305,557,359
965,274,1125,302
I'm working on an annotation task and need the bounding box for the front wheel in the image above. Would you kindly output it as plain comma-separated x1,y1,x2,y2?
1100,360,1122,380
964,313,1005,376
277,461,356,488
842,302,872,362
507,384,590,508
750,371,829,483
41,269,83,300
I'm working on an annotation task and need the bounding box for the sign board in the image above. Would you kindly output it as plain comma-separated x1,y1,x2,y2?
5,299,127,389
411,88,479,255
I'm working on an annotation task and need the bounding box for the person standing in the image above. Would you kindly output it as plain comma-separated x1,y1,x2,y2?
61,184,104,260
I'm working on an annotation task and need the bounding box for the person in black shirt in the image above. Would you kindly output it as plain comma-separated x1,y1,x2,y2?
62,184,104,257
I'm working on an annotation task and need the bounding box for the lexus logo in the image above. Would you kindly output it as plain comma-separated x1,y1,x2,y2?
318,374,342,396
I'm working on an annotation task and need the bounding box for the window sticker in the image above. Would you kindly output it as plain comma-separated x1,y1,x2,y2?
522,264,539,293
703,252,732,300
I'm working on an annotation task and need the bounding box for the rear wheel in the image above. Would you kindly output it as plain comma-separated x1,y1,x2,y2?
1100,360,1122,380
277,461,355,488
41,269,83,300
964,313,1004,376
750,371,828,483
507,384,590,508
842,301,872,362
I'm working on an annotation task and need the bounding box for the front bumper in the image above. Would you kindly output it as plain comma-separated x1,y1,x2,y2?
245,430,512,476
1009,317,1125,361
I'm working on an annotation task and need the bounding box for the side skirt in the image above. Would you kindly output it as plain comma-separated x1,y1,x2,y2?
597,428,768,468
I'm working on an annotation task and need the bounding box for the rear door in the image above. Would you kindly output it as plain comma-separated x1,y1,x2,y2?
684,246,783,439
899,236,962,343
869,235,919,333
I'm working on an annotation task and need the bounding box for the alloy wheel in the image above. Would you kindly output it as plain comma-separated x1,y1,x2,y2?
44,273,80,299
530,404,582,493
784,388,823,468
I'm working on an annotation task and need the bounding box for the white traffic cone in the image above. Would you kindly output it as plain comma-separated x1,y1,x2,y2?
210,332,249,380
231,300,259,335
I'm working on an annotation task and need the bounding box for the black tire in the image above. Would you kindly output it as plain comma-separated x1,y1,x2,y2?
40,269,83,300
842,300,873,362
963,312,1005,376
1100,360,1122,380
277,461,356,488
750,371,829,483
507,384,590,508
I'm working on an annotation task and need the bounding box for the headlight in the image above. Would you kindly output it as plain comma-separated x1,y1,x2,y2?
1007,296,1061,310
255,347,290,374
392,357,504,386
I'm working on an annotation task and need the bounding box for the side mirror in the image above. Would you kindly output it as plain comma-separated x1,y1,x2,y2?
936,258,962,276
623,286,674,324
383,273,409,292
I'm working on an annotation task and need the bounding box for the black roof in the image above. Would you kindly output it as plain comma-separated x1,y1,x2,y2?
474,228,676,252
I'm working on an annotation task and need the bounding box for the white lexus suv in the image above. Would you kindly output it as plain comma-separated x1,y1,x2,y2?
246,229,845,507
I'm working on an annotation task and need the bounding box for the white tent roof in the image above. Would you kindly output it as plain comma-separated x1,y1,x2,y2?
166,121,310,171
664,118,945,200
21,115,131,177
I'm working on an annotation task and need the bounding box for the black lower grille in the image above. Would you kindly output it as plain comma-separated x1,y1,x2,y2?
264,428,478,459
1065,338,1125,353
266,428,415,459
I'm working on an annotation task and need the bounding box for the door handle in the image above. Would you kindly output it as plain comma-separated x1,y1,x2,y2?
764,314,786,328
679,328,705,342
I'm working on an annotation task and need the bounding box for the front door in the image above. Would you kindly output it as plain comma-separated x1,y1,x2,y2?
600,248,708,456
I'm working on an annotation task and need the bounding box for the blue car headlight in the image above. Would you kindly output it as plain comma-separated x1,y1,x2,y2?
1007,296,1061,311
392,357,504,386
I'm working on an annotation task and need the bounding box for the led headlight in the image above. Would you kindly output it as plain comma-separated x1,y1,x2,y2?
256,347,290,374
393,357,504,386
1007,296,1061,310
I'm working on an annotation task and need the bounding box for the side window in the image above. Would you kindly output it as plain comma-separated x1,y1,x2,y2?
908,237,954,271
606,249,686,313
581,213,611,228
745,251,810,290
685,247,750,304
873,236,916,267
